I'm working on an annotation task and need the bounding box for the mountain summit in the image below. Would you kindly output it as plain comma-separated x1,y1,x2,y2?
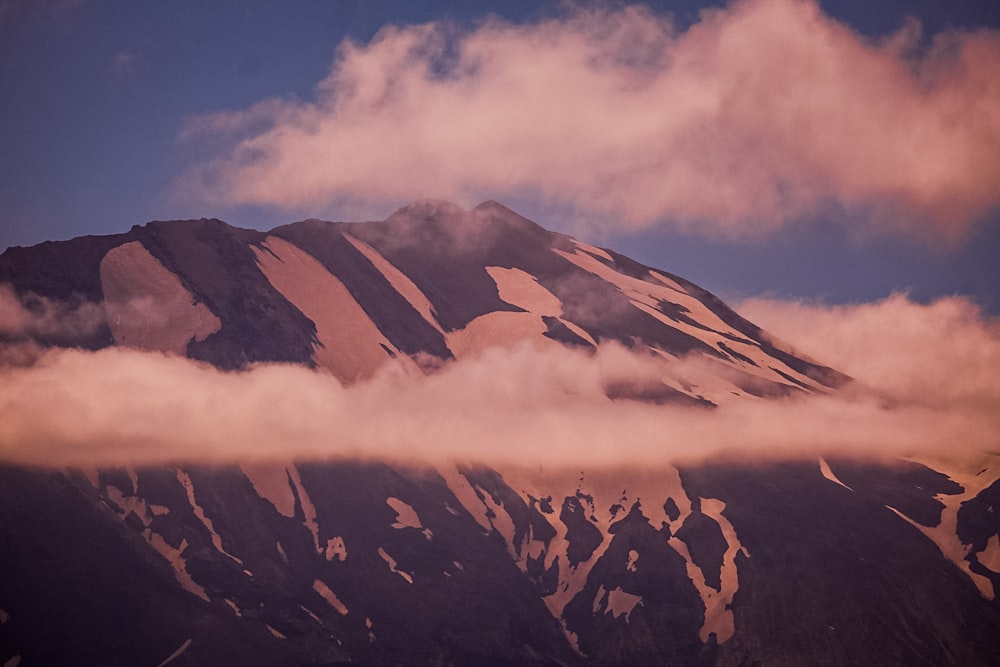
0,202,998,666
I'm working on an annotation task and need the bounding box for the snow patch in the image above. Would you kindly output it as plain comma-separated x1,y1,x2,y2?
818,457,853,490
299,604,322,624
325,536,347,561
343,233,447,336
224,598,242,617
287,464,321,553
487,266,562,316
155,639,192,667
903,454,1000,599
979,534,1000,574
626,549,639,572
593,585,642,622
148,534,209,602
698,498,746,644
555,247,822,392
476,485,519,559
313,579,349,615
100,241,220,354
447,310,554,359
441,465,493,531
240,463,297,518
387,496,432,540
573,241,614,262
176,469,242,565
254,236,405,382
386,497,421,529
105,483,151,528
377,547,414,584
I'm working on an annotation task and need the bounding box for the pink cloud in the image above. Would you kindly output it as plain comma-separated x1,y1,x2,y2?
177,0,1000,242
2,294,997,469
739,293,1000,409
0,283,104,346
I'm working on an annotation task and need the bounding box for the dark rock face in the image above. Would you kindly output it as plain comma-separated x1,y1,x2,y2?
4,459,999,665
674,510,728,591
958,478,1000,602
564,502,707,666
825,457,964,527
560,492,605,567
679,462,1000,667
272,219,453,360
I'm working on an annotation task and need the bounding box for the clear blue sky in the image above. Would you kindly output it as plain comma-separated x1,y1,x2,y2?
2,0,998,311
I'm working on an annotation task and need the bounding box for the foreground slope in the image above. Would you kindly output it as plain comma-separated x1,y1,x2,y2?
1,200,999,665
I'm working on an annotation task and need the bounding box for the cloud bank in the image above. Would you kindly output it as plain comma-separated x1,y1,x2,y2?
1,295,997,469
178,0,1000,241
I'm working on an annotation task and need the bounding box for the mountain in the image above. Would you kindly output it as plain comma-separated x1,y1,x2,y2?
1,200,998,665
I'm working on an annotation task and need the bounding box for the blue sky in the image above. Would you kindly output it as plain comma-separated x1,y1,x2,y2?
2,0,998,312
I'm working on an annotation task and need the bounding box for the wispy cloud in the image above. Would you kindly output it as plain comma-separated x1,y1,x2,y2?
739,293,1000,409
1,295,996,468
177,0,1000,243
0,284,104,348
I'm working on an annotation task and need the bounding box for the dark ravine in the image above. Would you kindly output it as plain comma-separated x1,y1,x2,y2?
1,200,998,665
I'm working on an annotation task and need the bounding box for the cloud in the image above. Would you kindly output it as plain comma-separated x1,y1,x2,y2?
176,0,1000,242
738,293,1000,409
1,294,997,469
0,283,105,350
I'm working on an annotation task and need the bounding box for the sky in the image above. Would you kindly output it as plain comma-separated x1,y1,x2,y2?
1,0,999,314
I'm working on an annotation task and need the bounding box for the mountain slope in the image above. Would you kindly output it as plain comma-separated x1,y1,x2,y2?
1,200,998,666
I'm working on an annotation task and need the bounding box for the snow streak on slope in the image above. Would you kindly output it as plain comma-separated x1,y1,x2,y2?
342,233,447,337
387,497,432,540
253,237,402,382
100,241,220,353
377,547,414,584
94,469,210,602
313,579,349,615
902,454,1000,599
240,463,297,518
556,244,824,397
176,469,244,567
698,498,747,643
445,464,745,647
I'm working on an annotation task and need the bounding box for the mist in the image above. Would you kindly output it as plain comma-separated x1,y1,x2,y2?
1,294,997,469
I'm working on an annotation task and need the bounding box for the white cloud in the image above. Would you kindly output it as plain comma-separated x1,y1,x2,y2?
2,294,997,469
177,0,1000,242
0,283,104,346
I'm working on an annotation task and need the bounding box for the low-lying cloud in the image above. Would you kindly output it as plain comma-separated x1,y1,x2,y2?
0,284,105,365
1,295,997,469
739,293,1000,409
177,0,1000,242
